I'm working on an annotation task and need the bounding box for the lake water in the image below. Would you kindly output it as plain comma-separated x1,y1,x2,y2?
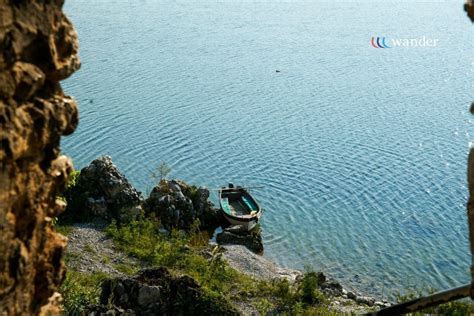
63,0,474,297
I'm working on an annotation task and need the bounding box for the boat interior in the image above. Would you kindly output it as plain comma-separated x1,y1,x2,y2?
221,190,259,217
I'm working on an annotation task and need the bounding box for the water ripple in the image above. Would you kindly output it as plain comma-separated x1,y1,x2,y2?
63,0,472,299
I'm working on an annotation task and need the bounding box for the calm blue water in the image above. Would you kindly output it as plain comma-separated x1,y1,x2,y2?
62,1,474,297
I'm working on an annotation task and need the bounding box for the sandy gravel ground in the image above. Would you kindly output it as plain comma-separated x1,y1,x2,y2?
64,222,139,276
221,244,301,281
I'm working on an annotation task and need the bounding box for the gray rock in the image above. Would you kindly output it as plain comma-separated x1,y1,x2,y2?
347,291,357,300
224,225,248,235
137,285,161,307
94,267,239,315
64,156,143,223
356,296,375,306
320,279,343,297
216,225,264,253
145,179,222,230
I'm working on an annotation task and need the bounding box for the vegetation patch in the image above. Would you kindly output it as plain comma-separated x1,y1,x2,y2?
104,218,335,314
113,263,139,276
55,224,74,236
60,269,109,315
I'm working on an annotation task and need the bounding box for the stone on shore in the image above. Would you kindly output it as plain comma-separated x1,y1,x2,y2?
356,295,376,307
216,225,264,253
145,179,221,230
221,244,301,281
63,156,142,223
320,279,344,297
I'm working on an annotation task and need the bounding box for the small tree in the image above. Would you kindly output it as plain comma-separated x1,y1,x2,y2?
151,161,172,184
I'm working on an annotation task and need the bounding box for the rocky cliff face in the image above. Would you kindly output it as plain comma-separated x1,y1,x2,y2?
0,0,80,314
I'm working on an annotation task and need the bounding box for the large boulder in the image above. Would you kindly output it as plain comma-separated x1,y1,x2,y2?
145,179,222,230
63,156,142,223
86,267,239,315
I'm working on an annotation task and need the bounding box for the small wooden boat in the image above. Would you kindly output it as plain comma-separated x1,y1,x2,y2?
218,183,262,231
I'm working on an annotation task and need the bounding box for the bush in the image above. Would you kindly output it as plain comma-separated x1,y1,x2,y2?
105,218,161,263
150,161,172,183
436,301,474,316
254,271,327,314
67,170,80,190
299,271,325,305
60,169,95,223
55,170,83,225
60,269,109,315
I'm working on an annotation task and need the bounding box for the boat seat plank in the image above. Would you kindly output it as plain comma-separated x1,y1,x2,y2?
221,198,235,215
230,198,251,216
242,196,257,211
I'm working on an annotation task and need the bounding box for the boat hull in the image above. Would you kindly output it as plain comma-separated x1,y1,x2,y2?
221,211,260,231
218,186,262,231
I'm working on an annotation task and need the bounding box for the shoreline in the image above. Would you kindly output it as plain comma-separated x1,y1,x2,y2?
220,243,392,314
62,221,388,315
60,156,392,314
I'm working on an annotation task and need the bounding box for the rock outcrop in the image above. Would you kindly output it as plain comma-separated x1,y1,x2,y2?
216,225,264,254
64,156,143,223
0,0,80,314
86,267,239,315
145,179,221,230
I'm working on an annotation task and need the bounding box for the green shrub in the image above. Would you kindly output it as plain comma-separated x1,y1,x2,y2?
60,269,109,315
194,287,238,315
55,170,82,225
105,219,160,262
55,225,73,236
60,169,98,223
150,161,172,183
299,271,325,305
255,298,274,315
274,278,292,298
435,300,474,316
188,219,210,249
67,170,81,190
113,263,139,275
